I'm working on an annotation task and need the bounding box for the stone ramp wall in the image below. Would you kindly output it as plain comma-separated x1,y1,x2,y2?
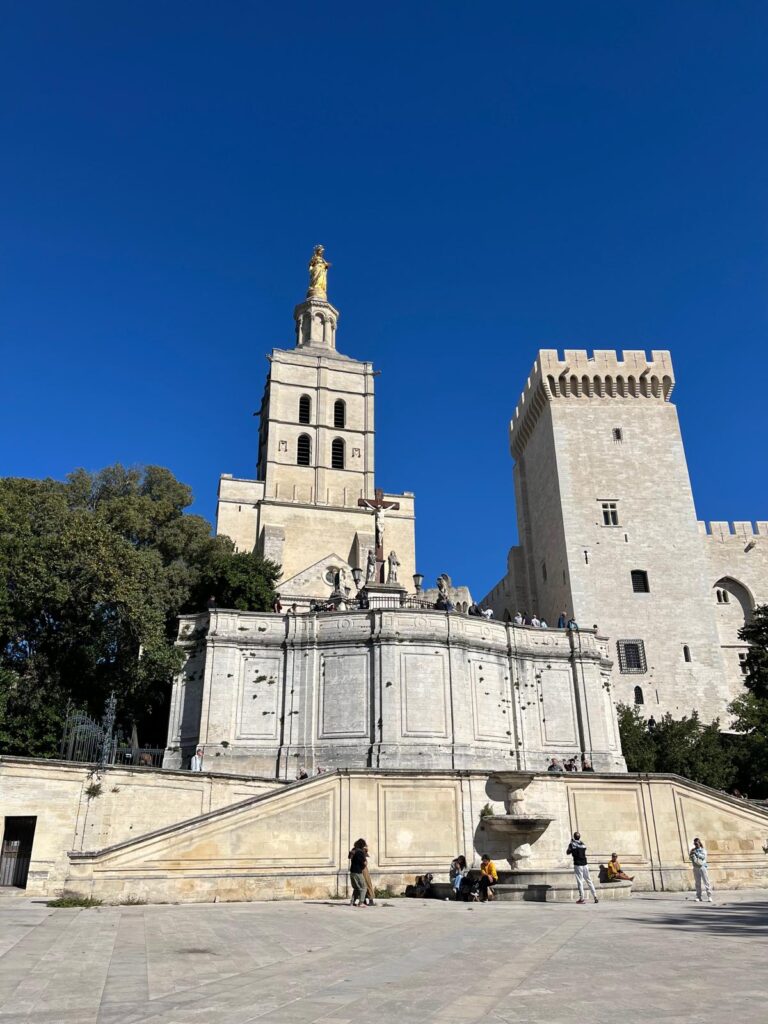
0,756,283,895
57,770,768,904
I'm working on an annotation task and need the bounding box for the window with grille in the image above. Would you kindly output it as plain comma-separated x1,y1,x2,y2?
297,434,311,466
331,438,345,469
633,685,644,705
601,501,619,526
631,569,650,593
299,395,311,424
617,639,647,674
333,399,346,429
613,427,623,442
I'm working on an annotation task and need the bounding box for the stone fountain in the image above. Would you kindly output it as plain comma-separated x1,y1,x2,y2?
480,772,631,901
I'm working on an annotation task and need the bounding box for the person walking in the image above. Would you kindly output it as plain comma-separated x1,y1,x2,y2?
348,838,369,907
689,837,713,902
567,831,599,904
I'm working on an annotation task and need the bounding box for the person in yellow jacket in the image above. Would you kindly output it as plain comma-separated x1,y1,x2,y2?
606,853,634,882
479,854,498,901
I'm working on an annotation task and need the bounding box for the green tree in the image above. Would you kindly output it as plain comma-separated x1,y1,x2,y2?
0,465,280,755
728,604,768,797
616,704,656,772
617,704,735,790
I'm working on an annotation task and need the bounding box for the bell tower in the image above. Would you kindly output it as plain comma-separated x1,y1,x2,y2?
216,247,416,602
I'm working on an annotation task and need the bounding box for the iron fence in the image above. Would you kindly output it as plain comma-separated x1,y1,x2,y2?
59,701,163,769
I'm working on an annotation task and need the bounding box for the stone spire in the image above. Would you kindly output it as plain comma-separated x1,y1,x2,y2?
293,244,340,350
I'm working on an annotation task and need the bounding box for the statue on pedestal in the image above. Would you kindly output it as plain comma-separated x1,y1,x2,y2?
386,551,400,585
307,244,331,299
365,548,377,583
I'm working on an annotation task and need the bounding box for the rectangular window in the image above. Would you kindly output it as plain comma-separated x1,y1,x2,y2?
631,569,650,593
601,501,619,526
739,652,749,675
612,427,623,442
617,639,647,674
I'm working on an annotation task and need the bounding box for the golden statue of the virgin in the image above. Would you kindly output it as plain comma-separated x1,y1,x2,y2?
307,244,331,299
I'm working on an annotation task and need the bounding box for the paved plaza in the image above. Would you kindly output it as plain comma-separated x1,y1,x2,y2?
0,890,766,1024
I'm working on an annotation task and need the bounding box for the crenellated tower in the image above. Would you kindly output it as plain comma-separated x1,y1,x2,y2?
485,348,734,721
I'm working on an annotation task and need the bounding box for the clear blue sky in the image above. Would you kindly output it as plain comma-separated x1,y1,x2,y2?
1,2,766,598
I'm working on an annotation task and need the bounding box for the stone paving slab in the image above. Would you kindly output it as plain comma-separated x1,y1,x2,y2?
0,891,766,1023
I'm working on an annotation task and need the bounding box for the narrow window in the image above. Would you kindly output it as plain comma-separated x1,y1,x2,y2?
297,434,311,466
723,591,730,604
716,590,722,604
601,501,619,526
331,438,345,469
631,569,650,593
583,549,589,565
739,652,749,675
683,645,691,663
617,639,647,674
612,427,623,442
633,685,644,705
333,399,346,429
299,395,311,424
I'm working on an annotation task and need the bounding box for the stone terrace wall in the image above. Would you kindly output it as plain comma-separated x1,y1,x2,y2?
0,756,282,895
60,769,768,904
165,608,626,777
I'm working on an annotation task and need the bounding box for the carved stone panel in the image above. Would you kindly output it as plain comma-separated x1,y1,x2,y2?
470,659,510,741
236,655,282,740
319,652,369,738
400,652,448,737
539,667,578,746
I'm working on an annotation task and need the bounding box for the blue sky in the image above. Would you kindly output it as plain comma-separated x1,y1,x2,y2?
1,2,766,598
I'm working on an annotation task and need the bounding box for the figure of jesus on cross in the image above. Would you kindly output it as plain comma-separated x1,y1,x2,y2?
358,488,400,583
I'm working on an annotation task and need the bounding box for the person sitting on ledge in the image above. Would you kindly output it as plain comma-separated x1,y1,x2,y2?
449,854,468,899
478,854,498,901
606,853,634,882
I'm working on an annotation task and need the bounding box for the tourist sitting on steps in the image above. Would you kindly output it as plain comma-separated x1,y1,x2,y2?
606,853,634,882
478,854,498,901
566,832,599,904
449,855,468,899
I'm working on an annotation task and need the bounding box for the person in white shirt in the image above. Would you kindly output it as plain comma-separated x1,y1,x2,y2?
531,615,541,628
514,612,523,625
482,608,494,619
190,747,204,771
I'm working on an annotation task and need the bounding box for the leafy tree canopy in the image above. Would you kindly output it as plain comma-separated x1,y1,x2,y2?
617,704,735,792
0,465,280,755
728,604,768,797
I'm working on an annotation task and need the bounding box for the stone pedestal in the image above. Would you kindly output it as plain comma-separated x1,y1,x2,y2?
361,582,407,609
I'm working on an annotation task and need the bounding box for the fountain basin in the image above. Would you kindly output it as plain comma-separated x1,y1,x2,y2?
482,815,555,835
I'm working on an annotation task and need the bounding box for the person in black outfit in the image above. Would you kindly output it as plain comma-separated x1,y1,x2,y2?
348,838,368,907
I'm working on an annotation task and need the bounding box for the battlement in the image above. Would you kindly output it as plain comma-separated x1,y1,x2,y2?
510,349,676,455
698,521,768,542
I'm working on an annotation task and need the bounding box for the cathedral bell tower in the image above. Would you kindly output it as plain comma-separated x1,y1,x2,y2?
216,247,416,605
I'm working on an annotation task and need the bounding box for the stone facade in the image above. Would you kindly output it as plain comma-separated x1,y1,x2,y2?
163,607,626,777
0,756,281,896
482,349,768,722
51,768,768,904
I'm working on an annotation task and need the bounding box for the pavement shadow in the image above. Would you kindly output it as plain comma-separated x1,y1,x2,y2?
629,900,768,937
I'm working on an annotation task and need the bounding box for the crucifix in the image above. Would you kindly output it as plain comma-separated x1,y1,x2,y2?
358,488,400,583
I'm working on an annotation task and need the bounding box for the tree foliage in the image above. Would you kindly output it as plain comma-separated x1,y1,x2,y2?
617,704,735,791
728,604,768,797
0,465,280,754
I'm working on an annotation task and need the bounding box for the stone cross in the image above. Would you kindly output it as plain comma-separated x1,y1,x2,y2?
358,488,400,583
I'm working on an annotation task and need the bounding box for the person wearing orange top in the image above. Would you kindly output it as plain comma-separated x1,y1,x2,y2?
606,853,634,882
478,854,498,901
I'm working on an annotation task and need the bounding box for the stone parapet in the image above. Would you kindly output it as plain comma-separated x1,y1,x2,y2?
165,609,625,778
